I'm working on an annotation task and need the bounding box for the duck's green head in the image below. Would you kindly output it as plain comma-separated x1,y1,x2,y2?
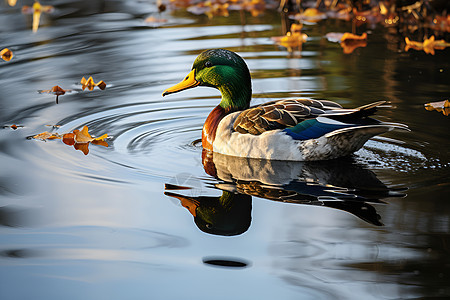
162,49,252,110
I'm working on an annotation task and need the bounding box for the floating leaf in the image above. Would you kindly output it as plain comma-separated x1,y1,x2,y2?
405,36,450,55
62,132,75,145
293,8,327,23
340,32,367,42
39,85,71,104
33,126,109,155
3,124,23,130
424,100,450,116
81,76,106,91
32,131,61,141
74,126,94,143
74,143,90,155
272,23,307,52
1,48,13,62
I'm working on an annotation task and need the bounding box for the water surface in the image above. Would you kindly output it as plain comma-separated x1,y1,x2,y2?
1,1,450,299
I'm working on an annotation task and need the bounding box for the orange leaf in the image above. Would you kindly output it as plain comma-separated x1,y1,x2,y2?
424,100,450,116
74,126,94,143
33,131,59,141
93,133,108,142
1,48,13,62
341,39,367,54
11,124,18,130
74,143,90,155
340,32,367,42
62,132,75,145
91,140,108,147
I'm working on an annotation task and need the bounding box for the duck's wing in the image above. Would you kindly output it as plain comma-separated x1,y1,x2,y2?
233,98,344,135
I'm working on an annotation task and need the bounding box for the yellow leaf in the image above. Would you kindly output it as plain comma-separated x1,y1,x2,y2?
8,0,17,6
81,76,106,91
93,133,108,141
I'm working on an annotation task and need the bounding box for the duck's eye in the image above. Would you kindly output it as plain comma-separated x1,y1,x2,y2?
205,61,213,68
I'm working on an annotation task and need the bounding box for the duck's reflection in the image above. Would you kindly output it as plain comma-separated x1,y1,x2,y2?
165,150,406,236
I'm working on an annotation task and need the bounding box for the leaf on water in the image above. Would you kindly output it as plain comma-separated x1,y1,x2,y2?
40,85,68,95
339,33,368,54
39,85,71,104
424,100,450,116
81,76,106,91
74,143,90,155
3,124,23,130
73,126,95,143
32,131,61,141
340,32,367,42
33,126,109,155
1,48,13,62
405,36,450,55
62,132,75,145
293,8,327,23
272,23,307,51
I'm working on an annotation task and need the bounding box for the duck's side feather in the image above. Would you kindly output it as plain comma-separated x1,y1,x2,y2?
233,98,357,135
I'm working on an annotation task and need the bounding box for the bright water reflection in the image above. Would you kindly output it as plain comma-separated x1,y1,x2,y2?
1,0,450,299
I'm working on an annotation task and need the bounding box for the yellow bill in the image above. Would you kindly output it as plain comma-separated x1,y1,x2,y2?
162,69,199,96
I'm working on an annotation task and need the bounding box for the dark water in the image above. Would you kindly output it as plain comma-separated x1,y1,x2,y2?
1,1,450,299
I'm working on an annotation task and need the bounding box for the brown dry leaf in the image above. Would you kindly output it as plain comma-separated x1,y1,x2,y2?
424,100,450,116
73,126,94,143
91,140,108,147
41,85,68,95
1,48,13,62
73,126,108,144
40,85,70,104
74,143,90,155
32,131,61,141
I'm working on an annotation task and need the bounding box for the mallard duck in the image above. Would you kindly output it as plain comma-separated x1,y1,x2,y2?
163,49,408,161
